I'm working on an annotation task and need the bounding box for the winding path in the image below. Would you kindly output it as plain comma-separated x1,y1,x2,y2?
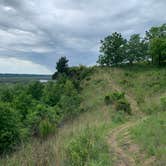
106,74,149,166
107,117,149,166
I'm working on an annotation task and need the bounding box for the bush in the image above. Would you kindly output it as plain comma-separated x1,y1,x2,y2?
115,99,131,114
104,91,131,114
160,97,166,111
104,95,110,105
39,119,54,138
110,91,125,103
130,112,166,163
0,74,83,154
65,127,110,166
26,104,61,136
27,81,44,100
112,111,126,123
0,88,14,103
0,103,21,154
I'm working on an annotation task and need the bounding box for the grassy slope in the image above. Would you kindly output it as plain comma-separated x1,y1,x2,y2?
0,64,165,165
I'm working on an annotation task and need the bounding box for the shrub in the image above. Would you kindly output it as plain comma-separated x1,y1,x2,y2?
0,103,21,154
160,97,166,111
104,91,125,105
112,111,126,123
130,112,166,163
104,95,110,105
0,88,14,103
115,99,131,114
26,104,60,136
27,81,44,100
110,91,125,102
104,91,131,114
65,127,110,166
39,119,54,138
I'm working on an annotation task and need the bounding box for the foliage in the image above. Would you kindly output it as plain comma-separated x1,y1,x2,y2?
56,56,69,74
146,23,166,65
39,119,54,138
160,97,166,111
27,81,44,100
131,112,166,164
112,111,126,123
0,75,82,154
67,65,93,90
115,98,131,114
97,32,127,66
65,127,110,166
149,37,166,65
0,103,21,154
97,23,166,66
104,95,110,105
105,91,131,114
0,88,14,103
145,23,166,40
52,56,69,79
126,34,148,64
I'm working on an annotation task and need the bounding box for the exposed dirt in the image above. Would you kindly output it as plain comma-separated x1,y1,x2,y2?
107,75,154,166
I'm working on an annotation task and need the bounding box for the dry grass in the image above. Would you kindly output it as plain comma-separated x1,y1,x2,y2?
1,65,165,165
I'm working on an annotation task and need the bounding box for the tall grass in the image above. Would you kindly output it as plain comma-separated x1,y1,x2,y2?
130,112,166,165
1,64,165,165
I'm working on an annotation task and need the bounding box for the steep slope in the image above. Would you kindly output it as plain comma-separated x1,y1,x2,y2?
1,64,165,166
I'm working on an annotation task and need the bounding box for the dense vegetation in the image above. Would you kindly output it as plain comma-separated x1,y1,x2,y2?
98,24,166,66
0,57,93,155
0,64,165,165
0,23,165,165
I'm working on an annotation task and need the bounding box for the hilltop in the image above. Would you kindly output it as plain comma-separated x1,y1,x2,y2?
1,64,165,166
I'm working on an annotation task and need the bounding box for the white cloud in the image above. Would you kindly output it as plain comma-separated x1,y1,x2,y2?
0,57,52,74
0,0,165,72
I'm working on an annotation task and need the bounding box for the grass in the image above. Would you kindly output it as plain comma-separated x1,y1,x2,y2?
0,67,126,165
0,64,165,165
130,112,166,165
64,125,111,166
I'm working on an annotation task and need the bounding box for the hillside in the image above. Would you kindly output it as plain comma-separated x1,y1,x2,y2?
0,64,166,166
0,74,51,83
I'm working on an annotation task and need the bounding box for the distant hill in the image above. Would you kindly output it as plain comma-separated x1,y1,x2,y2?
0,73,52,83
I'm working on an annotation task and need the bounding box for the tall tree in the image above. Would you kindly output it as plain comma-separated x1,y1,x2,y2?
52,56,69,79
126,34,148,64
97,32,127,66
146,23,166,65
145,23,166,40
149,37,166,65
56,56,69,73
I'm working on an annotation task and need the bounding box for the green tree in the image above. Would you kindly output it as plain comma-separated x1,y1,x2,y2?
0,103,21,154
146,23,166,65
52,56,69,79
149,37,166,65
27,81,44,100
13,92,35,122
145,23,166,40
126,34,148,64
97,32,127,66
0,88,14,103
56,56,69,73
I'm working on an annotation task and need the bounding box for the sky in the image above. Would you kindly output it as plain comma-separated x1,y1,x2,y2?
0,0,166,74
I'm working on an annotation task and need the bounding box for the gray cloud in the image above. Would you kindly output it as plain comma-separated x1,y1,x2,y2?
0,0,166,73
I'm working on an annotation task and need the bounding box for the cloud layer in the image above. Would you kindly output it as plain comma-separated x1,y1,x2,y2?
0,0,166,73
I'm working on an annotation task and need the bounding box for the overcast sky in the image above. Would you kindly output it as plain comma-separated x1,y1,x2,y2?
0,0,165,74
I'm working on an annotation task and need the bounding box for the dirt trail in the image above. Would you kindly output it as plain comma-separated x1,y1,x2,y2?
108,117,149,166
107,74,149,166
108,121,136,166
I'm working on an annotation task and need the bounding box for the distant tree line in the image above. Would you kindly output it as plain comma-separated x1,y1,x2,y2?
97,24,166,66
